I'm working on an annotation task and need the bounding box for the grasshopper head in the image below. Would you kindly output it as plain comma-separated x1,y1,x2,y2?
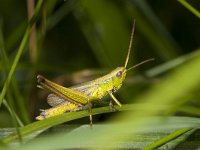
110,21,154,92
111,67,127,91
110,21,154,93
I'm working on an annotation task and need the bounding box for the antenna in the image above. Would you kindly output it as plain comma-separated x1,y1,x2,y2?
126,58,154,72
124,20,136,68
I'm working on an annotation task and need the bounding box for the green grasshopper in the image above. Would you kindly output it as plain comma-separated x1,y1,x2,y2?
36,21,154,125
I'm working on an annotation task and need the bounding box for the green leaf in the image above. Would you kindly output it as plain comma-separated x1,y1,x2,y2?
3,117,200,149
178,0,200,19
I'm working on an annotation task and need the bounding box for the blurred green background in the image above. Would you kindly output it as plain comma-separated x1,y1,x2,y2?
0,1,200,148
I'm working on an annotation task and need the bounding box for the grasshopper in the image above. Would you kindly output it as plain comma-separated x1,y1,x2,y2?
36,21,154,125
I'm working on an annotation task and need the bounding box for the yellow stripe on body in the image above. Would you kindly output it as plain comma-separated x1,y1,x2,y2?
36,101,80,120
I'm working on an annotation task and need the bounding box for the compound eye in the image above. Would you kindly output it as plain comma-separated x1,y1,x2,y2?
116,71,122,78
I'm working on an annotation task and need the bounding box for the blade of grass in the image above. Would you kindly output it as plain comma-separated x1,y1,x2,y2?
7,117,200,150
3,100,23,127
126,0,179,60
0,20,29,124
0,27,24,140
0,24,24,139
2,103,163,143
0,0,44,106
3,98,23,144
132,0,180,59
143,128,192,150
1,102,199,144
179,106,200,116
146,49,200,77
0,27,30,107
73,0,130,67
178,0,200,19
0,105,112,143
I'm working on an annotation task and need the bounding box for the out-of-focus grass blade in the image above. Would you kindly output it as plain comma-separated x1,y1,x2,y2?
143,128,192,150
7,117,200,150
127,0,180,60
146,49,200,77
0,0,44,106
0,20,29,124
2,104,168,143
73,0,130,67
2,104,199,145
179,106,200,116
178,0,200,19
1,104,135,143
3,100,23,127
